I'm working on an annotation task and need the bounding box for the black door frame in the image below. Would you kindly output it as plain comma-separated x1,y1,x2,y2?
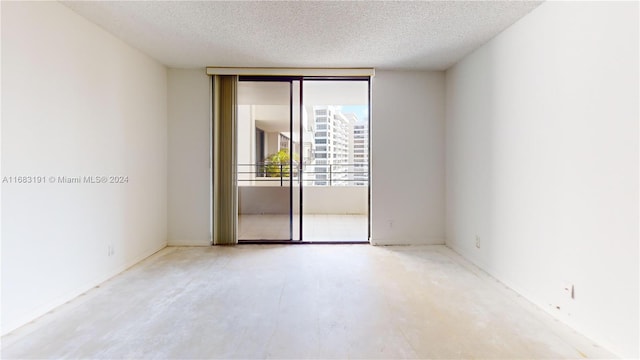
237,75,371,244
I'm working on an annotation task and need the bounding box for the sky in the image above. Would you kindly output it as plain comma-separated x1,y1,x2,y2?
340,105,369,122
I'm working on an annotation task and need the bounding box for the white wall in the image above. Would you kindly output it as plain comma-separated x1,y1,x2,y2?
168,71,446,245
371,71,445,245
1,2,168,334
167,69,211,246
445,2,638,357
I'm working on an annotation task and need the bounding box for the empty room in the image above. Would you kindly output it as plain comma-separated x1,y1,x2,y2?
1,1,638,359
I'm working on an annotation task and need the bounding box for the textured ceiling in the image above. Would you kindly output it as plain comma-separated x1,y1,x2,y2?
62,1,542,70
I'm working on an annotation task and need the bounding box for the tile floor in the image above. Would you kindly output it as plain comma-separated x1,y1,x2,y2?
1,245,613,359
238,214,368,242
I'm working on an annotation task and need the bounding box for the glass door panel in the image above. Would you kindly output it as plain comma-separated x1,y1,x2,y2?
301,80,370,242
237,80,292,240
236,77,370,243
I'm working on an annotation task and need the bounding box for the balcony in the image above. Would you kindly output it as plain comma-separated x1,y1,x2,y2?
237,163,368,241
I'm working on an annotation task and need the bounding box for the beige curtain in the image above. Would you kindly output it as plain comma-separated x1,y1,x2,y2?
212,75,238,245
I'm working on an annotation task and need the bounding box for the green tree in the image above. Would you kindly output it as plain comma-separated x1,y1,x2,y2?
264,149,298,177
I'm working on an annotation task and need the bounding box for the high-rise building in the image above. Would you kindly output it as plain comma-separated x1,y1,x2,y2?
352,119,369,186
309,106,354,186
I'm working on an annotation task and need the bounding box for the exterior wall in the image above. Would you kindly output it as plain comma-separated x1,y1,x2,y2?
239,186,367,215
303,186,367,215
352,122,369,186
311,106,353,186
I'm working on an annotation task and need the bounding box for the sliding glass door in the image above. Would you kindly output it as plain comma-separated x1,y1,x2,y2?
236,78,302,241
301,80,370,242
235,76,370,243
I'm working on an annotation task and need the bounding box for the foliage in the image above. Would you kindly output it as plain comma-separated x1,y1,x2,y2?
263,149,298,177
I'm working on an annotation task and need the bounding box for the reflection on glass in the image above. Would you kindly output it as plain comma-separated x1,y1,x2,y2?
237,81,292,240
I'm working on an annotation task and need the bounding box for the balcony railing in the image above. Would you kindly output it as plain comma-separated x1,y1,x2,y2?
237,163,369,186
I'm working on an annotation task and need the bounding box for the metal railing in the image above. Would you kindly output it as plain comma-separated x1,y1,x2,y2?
237,163,369,186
